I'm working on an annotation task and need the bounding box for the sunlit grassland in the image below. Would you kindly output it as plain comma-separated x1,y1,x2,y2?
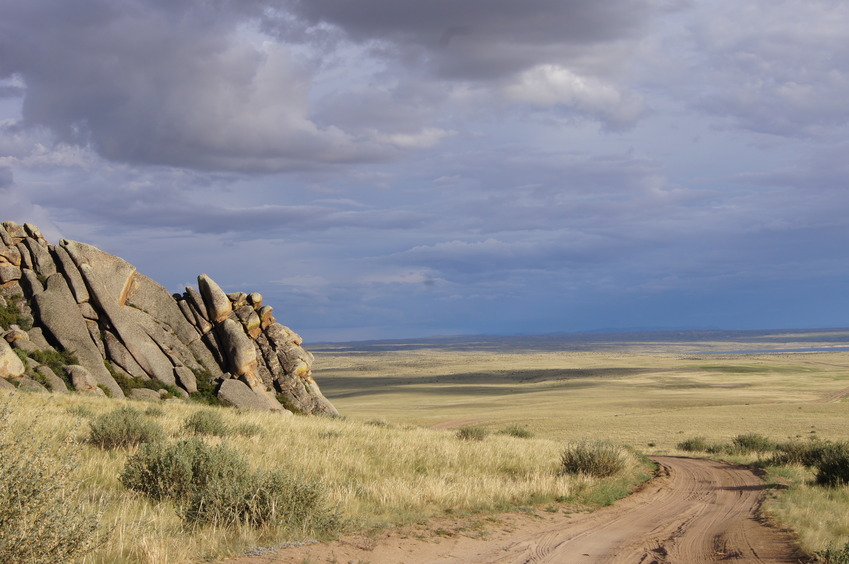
316,349,849,449
1,390,647,563
314,344,849,555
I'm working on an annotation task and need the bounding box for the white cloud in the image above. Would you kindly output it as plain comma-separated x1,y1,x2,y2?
504,64,645,128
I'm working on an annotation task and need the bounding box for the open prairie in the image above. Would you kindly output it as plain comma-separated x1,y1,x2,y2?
313,329,849,450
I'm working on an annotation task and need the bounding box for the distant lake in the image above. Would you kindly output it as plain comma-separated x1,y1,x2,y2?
699,347,849,354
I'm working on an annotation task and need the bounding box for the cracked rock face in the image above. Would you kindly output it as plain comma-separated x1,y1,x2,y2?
0,220,337,415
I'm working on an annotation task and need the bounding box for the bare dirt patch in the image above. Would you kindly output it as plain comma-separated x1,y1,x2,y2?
227,457,803,563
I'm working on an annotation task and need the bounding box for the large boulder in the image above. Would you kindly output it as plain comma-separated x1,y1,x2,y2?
32,274,124,398
217,378,286,412
65,365,106,396
217,319,258,379
198,274,232,323
0,339,25,379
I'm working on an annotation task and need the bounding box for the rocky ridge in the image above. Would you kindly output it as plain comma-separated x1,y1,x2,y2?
0,221,337,415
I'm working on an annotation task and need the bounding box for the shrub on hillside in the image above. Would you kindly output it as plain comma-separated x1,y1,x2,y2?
559,440,634,478
183,409,230,437
456,425,488,441
120,438,247,501
88,406,165,449
0,399,104,562
181,467,337,530
120,438,337,531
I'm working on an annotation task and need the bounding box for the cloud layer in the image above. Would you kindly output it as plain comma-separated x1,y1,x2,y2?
1,0,848,341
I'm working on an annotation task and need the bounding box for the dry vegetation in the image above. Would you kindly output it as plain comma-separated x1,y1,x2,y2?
4,330,849,562
0,390,649,563
313,335,849,557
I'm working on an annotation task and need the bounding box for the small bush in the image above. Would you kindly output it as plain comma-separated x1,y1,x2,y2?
120,438,337,532
107,365,185,399
731,433,776,454
559,440,633,478
0,294,29,330
499,424,534,439
28,349,79,387
183,409,230,437
0,399,105,562
456,425,488,441
188,367,222,406
88,406,165,449
677,436,710,452
816,542,849,564
181,467,337,530
815,443,849,487
120,438,247,501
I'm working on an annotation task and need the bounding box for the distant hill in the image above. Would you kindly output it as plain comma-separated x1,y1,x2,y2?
312,328,849,354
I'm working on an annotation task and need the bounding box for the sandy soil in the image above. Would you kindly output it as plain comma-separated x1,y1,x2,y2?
228,457,804,563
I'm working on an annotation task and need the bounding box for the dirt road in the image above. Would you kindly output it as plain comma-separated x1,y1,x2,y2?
232,457,804,563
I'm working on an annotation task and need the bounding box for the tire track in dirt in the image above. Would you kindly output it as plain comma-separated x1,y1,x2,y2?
229,457,804,564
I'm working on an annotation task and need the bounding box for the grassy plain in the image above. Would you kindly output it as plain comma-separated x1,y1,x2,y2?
4,328,849,561
312,329,849,554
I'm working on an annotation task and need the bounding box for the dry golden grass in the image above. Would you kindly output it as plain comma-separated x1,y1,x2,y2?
0,390,646,563
313,344,849,555
5,332,849,561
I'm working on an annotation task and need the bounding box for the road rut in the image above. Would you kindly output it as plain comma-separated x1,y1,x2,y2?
230,457,804,563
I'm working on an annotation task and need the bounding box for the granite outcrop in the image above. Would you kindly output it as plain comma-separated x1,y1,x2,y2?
0,221,337,415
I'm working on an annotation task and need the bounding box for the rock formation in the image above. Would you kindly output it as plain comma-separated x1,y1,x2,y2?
0,221,337,415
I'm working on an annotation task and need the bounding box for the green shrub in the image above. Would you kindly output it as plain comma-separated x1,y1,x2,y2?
120,438,337,532
499,424,534,439
559,440,633,478
0,294,29,330
731,433,776,454
0,399,105,562
815,443,849,487
180,467,337,530
28,349,79,387
88,406,165,449
677,436,711,452
816,542,849,563
456,425,487,441
188,367,222,406
106,363,185,399
120,438,247,501
183,410,230,437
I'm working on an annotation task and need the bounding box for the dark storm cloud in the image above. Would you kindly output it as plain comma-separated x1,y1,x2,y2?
275,0,659,79
0,0,661,173
0,0,393,171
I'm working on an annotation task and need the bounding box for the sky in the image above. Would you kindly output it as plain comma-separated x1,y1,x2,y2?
1,0,848,342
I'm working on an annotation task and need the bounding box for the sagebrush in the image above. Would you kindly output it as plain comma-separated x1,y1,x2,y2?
0,398,104,563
